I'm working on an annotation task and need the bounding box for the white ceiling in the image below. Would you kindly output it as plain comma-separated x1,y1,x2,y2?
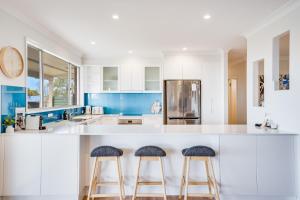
0,0,292,59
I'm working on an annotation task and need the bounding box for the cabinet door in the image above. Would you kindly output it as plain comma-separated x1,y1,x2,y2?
84,66,102,93
145,67,161,91
0,136,3,196
182,63,203,79
41,135,79,195
3,135,41,196
131,65,143,91
220,135,257,195
257,136,295,196
163,56,182,80
120,65,132,91
102,66,119,91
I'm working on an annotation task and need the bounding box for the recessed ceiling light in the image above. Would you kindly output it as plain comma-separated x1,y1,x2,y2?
90,41,96,45
182,47,187,51
128,50,133,54
203,14,211,20
112,14,120,20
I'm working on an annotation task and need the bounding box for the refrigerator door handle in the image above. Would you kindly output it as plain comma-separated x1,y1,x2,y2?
168,117,185,120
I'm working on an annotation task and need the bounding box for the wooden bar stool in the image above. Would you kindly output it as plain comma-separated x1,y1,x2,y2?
179,146,220,200
132,146,167,200
87,146,125,200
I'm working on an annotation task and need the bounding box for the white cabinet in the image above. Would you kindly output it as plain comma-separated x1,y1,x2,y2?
41,135,79,195
0,136,3,196
220,135,257,195
144,67,161,91
3,135,41,196
182,63,203,79
84,66,102,93
102,66,119,91
257,136,296,196
120,65,143,91
163,63,182,79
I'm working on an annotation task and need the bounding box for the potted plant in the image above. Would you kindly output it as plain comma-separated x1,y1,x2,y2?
2,116,15,133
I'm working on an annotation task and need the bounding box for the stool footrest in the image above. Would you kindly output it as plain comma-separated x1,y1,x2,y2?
97,181,119,186
188,193,215,198
188,181,210,186
138,181,163,186
91,193,121,198
136,193,165,197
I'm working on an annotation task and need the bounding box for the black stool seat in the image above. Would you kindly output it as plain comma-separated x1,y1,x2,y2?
135,146,166,157
182,146,215,157
91,146,123,157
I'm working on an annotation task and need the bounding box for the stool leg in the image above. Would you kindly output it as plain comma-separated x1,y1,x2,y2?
204,159,212,196
87,157,97,200
184,157,191,200
132,157,141,200
179,157,187,200
116,157,124,200
208,158,220,200
159,157,167,200
117,157,126,199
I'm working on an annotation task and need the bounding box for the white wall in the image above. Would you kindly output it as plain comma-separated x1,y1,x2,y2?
0,9,82,87
228,58,247,124
246,5,300,133
163,52,225,124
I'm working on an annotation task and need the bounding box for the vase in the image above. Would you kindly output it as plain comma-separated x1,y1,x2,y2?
6,125,14,133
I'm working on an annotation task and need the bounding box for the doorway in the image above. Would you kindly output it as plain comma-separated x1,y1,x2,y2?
228,49,247,124
228,79,238,124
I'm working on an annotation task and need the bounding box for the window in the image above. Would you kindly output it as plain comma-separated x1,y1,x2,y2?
27,46,41,109
273,31,290,90
26,45,80,109
253,59,264,107
70,64,79,105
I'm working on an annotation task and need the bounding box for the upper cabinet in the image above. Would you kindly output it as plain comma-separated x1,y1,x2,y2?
84,64,162,93
120,65,143,91
145,66,161,91
102,66,119,91
84,66,102,93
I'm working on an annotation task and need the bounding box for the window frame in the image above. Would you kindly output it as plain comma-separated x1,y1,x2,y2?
25,42,80,112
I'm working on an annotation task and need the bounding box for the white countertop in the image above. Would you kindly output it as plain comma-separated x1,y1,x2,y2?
12,124,296,136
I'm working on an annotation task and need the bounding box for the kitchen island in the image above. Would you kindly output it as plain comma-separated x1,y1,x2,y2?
0,124,298,200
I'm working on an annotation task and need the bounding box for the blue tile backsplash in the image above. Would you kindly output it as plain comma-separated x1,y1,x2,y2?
0,85,84,133
0,85,26,133
84,93,162,115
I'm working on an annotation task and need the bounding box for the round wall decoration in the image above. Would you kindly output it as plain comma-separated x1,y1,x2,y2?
0,46,24,78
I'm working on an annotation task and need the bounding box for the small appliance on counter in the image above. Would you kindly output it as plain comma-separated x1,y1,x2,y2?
85,106,92,115
26,115,45,130
15,107,26,131
92,106,104,115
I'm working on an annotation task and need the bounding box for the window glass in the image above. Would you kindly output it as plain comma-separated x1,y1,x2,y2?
70,65,79,105
27,46,41,109
42,52,69,108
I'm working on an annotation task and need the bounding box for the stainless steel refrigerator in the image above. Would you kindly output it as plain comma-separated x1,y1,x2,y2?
163,80,201,124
